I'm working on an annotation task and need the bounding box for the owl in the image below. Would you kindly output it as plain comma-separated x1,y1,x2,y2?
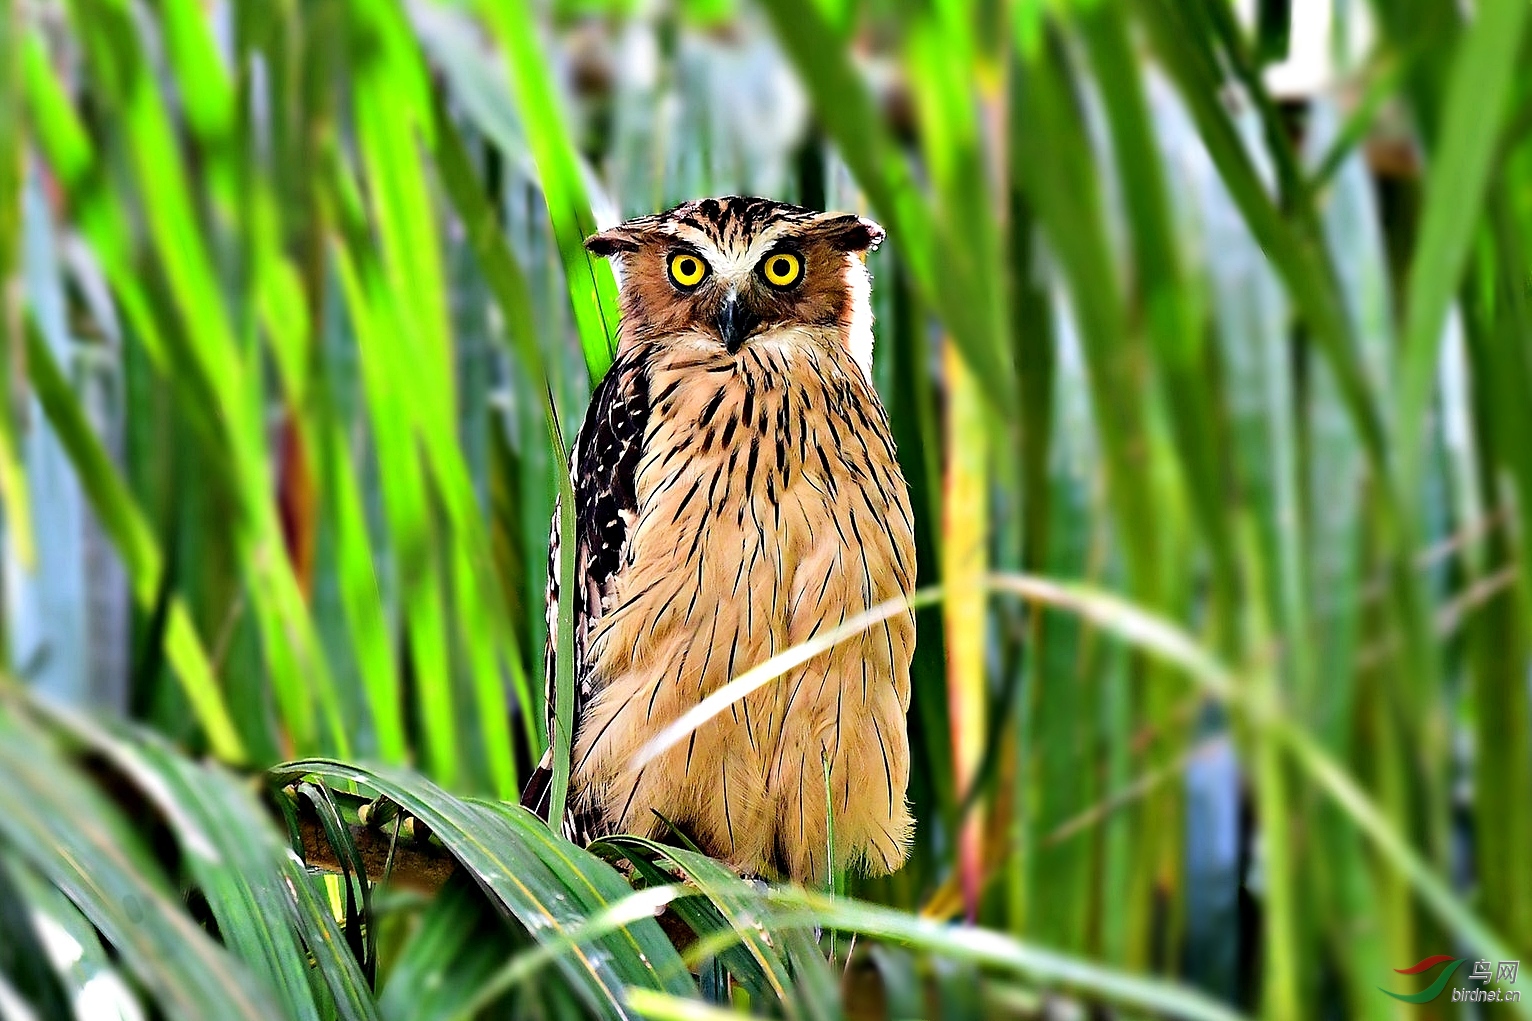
521,196,916,885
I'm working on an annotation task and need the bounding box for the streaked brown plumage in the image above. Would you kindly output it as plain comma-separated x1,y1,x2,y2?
522,196,915,884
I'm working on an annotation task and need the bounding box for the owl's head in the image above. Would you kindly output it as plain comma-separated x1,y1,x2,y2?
585,196,885,377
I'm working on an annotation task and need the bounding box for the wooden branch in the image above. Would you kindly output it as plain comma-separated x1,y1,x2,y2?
289,791,704,955
288,793,458,893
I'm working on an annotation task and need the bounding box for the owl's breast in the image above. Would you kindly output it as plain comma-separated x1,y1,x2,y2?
570,335,917,878
583,336,915,685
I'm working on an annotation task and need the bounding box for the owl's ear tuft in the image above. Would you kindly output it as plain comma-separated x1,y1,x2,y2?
585,227,647,257
818,213,885,254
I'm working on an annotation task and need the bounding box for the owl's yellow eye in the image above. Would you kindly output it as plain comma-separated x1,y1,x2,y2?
667,252,708,289
761,251,803,288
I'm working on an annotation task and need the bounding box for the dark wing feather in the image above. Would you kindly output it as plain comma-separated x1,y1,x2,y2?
521,351,651,839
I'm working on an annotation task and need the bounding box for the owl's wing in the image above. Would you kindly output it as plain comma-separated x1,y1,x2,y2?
520,351,650,837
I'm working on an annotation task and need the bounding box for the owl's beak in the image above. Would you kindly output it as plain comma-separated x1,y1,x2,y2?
716,294,759,353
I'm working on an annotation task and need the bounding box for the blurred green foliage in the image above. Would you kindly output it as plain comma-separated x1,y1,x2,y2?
1,0,1531,1018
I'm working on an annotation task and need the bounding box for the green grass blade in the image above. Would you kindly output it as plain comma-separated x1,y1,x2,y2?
1306,47,1414,195
1462,193,1532,951
24,320,245,761
45,3,352,756
984,572,1529,1011
149,0,412,766
346,10,529,794
321,151,463,785
0,847,142,1020
377,875,523,1021
472,801,695,996
756,0,1016,408
272,760,691,1015
0,0,33,573
316,414,408,764
37,707,380,1021
1237,529,1299,1020
626,990,742,1021
1076,3,1235,594
1276,721,1530,1011
0,856,73,1019
1009,26,1162,601
448,884,690,1019
1396,0,1530,500
476,0,619,381
550,423,577,831
432,99,549,390
1131,0,1441,828
594,836,825,1021
0,701,278,1021
432,96,558,762
1130,0,1388,474
940,346,988,918
766,888,1249,1021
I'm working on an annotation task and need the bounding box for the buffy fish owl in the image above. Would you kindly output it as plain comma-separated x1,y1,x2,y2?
522,196,916,885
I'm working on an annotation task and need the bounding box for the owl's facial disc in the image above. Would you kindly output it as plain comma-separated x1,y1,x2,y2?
708,246,807,352
583,197,886,369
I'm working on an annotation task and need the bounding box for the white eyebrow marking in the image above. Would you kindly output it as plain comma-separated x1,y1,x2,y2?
666,221,799,280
